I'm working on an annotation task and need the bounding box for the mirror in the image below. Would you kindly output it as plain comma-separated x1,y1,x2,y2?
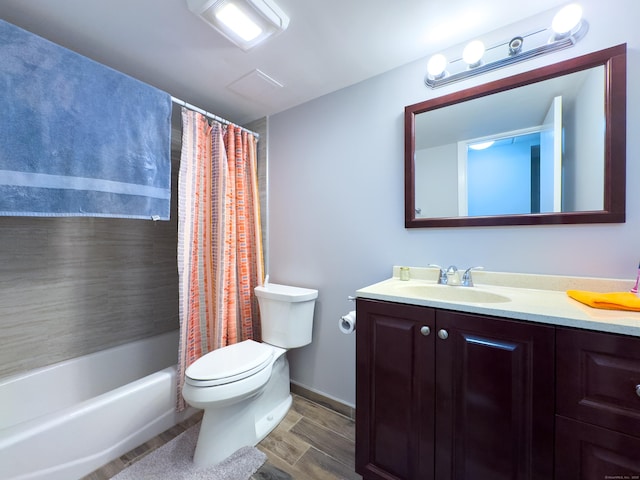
405,44,626,228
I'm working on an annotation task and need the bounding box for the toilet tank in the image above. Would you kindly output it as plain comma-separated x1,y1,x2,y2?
254,283,318,348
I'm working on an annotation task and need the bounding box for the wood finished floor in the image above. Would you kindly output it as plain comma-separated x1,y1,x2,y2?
83,394,361,480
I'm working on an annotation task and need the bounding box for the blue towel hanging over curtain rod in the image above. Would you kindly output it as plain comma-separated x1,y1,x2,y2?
0,19,172,220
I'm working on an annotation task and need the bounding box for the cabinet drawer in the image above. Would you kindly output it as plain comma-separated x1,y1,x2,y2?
556,327,640,437
556,415,640,479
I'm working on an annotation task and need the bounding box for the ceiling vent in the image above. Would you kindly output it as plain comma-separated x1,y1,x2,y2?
227,69,283,105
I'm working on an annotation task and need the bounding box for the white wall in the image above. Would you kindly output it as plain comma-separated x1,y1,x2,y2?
267,0,640,406
415,143,458,217
573,67,606,210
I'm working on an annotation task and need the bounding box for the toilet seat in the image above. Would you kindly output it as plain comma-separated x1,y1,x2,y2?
185,340,274,387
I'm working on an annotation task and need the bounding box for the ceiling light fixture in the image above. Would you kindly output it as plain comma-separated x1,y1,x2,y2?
425,2,588,88
469,141,495,151
216,4,262,42
187,0,289,51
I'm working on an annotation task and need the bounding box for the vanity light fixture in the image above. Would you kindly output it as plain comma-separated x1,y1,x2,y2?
186,0,289,51
425,2,588,88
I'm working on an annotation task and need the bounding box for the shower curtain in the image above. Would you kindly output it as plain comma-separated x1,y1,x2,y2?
177,108,264,410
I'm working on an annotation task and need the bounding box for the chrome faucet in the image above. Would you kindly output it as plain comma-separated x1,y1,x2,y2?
429,264,462,285
428,264,447,284
429,264,484,286
461,266,484,287
446,265,461,286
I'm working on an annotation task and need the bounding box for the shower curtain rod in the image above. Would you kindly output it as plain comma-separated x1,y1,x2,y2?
171,96,259,139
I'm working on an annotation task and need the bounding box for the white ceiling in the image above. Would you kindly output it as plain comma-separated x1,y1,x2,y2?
0,0,571,125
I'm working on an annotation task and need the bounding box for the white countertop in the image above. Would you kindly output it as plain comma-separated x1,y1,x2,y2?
356,267,640,338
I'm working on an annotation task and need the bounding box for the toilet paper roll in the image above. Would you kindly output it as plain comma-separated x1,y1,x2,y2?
339,310,356,334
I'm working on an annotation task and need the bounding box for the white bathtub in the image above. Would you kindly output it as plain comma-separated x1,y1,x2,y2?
0,330,196,480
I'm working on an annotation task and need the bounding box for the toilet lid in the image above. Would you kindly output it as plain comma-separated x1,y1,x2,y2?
185,340,274,387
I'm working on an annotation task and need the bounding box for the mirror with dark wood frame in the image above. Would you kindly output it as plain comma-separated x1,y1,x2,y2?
405,44,626,228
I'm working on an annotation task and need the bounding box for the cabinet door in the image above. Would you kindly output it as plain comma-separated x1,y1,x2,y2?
356,299,435,480
434,310,555,480
556,415,640,479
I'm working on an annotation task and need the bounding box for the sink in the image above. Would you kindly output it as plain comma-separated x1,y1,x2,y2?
391,284,511,304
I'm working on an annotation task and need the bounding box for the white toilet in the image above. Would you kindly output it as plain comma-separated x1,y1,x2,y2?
181,282,318,467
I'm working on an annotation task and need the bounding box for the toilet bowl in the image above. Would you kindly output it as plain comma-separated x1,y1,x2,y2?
181,283,317,467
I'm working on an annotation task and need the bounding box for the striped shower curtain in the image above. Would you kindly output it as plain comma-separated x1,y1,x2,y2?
176,108,264,410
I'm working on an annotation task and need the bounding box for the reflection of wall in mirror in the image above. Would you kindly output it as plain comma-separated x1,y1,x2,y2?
467,135,539,216
539,96,562,213
564,67,605,212
415,143,458,218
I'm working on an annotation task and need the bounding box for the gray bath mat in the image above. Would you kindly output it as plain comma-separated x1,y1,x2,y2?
112,423,266,480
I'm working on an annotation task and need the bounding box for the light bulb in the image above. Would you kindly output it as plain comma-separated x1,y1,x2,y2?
427,54,448,78
552,3,583,36
463,40,485,67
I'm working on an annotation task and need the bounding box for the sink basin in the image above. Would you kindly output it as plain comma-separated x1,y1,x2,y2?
391,284,511,304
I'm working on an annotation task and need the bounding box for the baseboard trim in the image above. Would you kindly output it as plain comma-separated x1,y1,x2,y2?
290,382,355,420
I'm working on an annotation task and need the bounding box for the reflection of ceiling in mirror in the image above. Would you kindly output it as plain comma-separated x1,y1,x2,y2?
414,67,596,150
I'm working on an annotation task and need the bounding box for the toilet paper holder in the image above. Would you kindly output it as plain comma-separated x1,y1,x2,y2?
339,310,356,334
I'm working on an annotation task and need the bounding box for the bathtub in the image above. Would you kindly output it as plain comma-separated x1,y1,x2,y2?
0,330,197,480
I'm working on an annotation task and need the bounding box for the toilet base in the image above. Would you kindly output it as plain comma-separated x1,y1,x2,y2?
255,393,292,443
190,351,291,467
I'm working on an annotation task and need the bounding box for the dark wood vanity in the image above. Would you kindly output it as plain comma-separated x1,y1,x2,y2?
361,39,634,478
355,298,640,480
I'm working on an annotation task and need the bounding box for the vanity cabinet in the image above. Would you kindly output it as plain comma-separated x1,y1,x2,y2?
555,327,640,479
355,298,555,480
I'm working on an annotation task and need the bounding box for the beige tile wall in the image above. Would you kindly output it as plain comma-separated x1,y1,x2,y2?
0,118,268,381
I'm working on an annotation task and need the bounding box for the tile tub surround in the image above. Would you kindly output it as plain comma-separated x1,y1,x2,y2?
356,266,640,337
0,127,182,380
0,119,268,381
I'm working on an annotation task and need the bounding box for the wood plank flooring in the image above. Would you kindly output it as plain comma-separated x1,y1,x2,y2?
83,394,361,480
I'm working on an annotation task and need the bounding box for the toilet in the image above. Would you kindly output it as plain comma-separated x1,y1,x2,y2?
181,282,318,467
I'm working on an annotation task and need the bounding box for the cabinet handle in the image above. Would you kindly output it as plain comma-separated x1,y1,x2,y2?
420,326,431,336
438,329,449,340
636,384,640,398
